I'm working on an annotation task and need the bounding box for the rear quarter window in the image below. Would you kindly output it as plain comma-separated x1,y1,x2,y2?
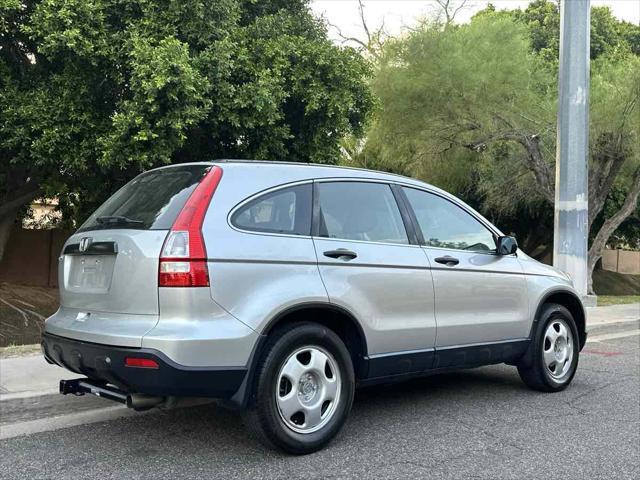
230,184,312,236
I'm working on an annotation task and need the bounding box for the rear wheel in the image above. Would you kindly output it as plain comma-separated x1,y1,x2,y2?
518,303,579,392
244,323,355,454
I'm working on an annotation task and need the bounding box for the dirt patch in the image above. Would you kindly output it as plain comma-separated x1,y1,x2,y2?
0,283,59,347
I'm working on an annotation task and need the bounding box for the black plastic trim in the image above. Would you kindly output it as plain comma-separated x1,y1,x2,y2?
63,241,118,256
366,348,435,378
390,183,420,246
433,339,529,369
311,181,321,237
362,340,530,381
42,332,246,398
393,185,426,245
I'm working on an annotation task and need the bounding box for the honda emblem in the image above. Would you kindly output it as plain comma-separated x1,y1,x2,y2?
79,237,93,252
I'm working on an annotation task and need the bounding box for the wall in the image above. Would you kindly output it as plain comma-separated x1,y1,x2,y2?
601,249,640,275
0,228,71,287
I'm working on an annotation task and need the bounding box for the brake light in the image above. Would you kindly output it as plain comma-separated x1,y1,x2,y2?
125,357,159,369
159,166,223,287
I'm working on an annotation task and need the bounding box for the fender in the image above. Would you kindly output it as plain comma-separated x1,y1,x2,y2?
261,301,368,349
516,288,587,369
226,301,368,409
530,288,586,345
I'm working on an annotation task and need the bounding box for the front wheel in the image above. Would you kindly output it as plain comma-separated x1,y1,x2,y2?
518,303,579,392
244,322,355,454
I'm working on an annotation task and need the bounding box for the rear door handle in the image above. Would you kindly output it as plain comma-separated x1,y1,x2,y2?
434,255,459,266
323,249,358,261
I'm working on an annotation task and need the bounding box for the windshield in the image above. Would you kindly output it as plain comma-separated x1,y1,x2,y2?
78,164,211,233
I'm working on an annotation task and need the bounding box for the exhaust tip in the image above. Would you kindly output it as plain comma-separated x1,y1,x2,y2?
126,393,165,411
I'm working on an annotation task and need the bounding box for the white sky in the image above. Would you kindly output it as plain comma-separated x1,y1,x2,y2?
311,1,640,44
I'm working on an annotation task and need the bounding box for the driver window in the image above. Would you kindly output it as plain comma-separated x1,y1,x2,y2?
402,187,495,253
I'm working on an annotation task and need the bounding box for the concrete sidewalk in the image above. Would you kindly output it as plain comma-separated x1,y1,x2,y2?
585,303,639,326
1,303,638,402
0,355,81,401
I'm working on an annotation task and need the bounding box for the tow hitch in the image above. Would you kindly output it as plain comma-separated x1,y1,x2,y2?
60,378,165,410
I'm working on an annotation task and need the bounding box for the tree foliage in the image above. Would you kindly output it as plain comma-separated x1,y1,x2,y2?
0,0,374,241
362,0,639,293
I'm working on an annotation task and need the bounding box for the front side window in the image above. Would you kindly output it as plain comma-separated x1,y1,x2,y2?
317,182,408,244
231,184,312,236
403,187,496,252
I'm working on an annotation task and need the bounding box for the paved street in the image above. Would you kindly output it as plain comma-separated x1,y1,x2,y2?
0,321,638,480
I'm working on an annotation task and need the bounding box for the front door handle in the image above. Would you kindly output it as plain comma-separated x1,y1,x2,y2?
434,255,459,266
323,249,358,261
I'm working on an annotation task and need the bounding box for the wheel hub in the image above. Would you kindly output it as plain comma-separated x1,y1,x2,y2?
298,373,319,403
554,337,566,361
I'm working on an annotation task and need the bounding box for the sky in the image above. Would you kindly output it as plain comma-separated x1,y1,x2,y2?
311,1,640,45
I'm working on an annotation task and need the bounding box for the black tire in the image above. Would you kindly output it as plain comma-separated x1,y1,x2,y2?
243,322,355,454
518,303,579,392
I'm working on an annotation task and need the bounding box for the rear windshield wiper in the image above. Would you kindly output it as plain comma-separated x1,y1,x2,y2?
95,216,145,227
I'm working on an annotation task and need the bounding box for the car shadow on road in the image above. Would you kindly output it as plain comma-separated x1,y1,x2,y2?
130,364,528,456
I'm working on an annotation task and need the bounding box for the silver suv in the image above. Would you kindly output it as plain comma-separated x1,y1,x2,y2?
43,161,586,454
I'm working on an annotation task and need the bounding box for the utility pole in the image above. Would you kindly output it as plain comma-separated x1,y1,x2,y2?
554,0,591,300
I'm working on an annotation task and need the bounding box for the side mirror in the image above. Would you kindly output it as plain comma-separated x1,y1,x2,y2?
496,235,518,255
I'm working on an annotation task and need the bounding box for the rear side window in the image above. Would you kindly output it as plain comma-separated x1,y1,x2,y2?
231,184,312,236
78,165,211,233
317,182,408,244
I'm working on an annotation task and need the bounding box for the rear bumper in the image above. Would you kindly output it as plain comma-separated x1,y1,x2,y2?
42,332,247,399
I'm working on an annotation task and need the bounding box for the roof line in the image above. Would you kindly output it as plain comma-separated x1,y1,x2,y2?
211,158,416,184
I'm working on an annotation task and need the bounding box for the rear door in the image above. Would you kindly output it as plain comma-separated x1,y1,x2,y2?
401,187,529,348
49,164,212,345
312,180,436,374
60,164,212,315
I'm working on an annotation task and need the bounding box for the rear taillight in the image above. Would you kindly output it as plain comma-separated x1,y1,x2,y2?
159,166,223,287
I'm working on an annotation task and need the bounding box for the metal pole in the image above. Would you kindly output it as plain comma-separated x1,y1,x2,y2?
554,0,591,299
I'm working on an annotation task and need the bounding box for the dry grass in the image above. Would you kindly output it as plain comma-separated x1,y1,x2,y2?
596,295,640,306
0,343,42,358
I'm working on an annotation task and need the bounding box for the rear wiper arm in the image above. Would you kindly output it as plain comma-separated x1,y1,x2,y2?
96,216,145,226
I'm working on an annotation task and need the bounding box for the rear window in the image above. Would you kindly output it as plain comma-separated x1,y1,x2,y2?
78,165,211,233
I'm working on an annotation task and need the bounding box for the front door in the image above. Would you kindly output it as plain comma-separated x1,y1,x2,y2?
401,186,529,348
312,180,436,376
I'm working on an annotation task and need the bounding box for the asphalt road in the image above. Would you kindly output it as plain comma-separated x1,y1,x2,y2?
1,333,638,480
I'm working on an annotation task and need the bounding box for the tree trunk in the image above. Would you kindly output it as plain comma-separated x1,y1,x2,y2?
586,167,640,294
587,134,626,230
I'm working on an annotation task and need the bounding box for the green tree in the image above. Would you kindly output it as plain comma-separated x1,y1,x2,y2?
367,13,639,293
477,1,640,62
0,0,373,257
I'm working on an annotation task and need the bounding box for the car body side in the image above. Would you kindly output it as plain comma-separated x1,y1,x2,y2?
44,161,586,405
